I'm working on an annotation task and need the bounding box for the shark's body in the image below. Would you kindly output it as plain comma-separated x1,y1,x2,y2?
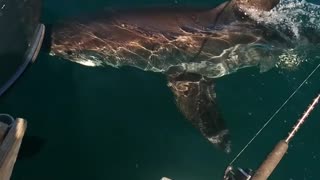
43,0,284,151
48,0,286,77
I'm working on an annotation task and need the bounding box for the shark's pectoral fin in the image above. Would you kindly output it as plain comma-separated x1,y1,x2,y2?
166,69,231,152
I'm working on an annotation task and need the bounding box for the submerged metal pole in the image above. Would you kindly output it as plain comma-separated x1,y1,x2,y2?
251,93,320,180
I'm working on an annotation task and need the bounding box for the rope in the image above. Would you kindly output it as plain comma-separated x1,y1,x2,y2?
229,62,320,166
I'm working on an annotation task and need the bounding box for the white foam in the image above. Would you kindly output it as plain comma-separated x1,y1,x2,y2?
240,0,320,71
276,48,306,70
244,0,320,39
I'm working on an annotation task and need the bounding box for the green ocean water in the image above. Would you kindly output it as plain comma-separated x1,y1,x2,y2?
0,0,320,179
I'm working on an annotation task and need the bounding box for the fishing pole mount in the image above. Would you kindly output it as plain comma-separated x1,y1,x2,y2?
223,165,253,180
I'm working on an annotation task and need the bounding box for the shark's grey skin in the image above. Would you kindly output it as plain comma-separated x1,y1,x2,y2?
43,0,283,152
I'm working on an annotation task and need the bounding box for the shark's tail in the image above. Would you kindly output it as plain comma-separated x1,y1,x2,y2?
167,68,231,152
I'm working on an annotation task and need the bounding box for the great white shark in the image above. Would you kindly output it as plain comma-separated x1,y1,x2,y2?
41,0,309,152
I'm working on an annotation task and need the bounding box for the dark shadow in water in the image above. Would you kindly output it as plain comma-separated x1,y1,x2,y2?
41,24,52,53
17,135,46,160
0,53,25,88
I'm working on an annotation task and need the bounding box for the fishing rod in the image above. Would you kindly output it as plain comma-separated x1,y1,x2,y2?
223,93,320,180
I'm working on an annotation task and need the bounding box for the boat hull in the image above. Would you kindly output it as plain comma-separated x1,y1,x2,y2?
0,0,45,96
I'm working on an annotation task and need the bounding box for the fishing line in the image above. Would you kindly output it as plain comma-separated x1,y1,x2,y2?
228,62,320,166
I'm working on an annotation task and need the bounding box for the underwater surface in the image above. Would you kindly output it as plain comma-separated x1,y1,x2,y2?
0,0,320,179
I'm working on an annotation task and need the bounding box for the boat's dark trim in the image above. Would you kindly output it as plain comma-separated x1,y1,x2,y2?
0,24,45,96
